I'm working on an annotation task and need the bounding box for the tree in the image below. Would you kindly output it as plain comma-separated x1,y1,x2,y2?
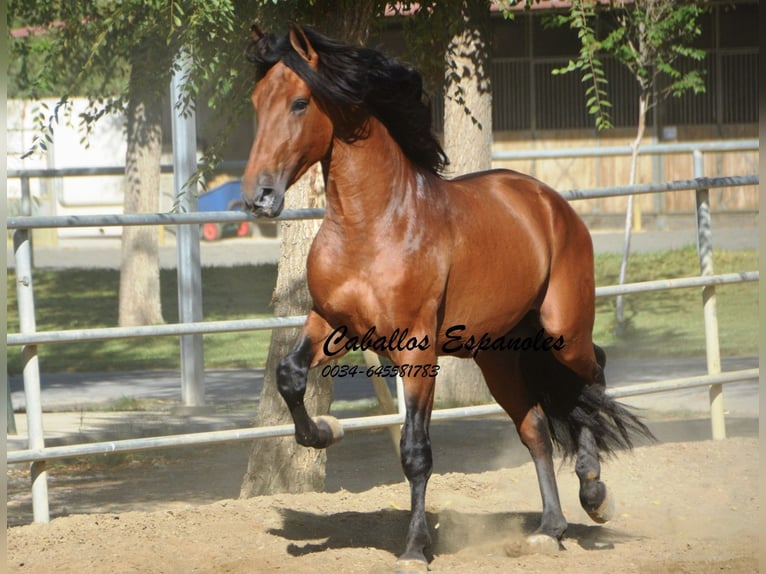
549,0,706,335
8,1,249,327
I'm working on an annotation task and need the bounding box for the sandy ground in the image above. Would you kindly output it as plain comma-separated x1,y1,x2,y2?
7,420,759,573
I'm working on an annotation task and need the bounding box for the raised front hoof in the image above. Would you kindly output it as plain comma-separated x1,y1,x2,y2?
313,415,345,446
394,558,429,573
584,487,616,524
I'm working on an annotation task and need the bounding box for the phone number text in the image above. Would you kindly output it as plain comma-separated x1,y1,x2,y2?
320,364,440,378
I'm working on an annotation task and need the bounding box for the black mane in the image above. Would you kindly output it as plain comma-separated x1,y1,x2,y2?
246,25,448,175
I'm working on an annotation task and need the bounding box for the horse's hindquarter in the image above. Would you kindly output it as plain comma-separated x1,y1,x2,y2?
434,169,591,347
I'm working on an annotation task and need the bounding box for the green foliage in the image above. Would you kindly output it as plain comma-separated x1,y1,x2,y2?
546,0,708,131
8,0,261,173
549,2,613,130
9,1,415,187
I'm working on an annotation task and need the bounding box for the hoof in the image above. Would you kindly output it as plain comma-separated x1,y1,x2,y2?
394,558,429,573
504,533,560,557
586,487,615,524
313,415,344,445
524,533,561,555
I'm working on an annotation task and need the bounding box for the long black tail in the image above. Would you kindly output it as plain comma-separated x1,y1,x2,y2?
520,343,655,459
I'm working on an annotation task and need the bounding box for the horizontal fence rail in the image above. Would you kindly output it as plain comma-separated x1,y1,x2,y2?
7,170,760,524
6,208,324,229
492,139,758,161
6,316,307,346
560,175,758,201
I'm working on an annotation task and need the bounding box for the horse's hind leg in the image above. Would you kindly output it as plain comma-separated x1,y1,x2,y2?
575,344,615,523
539,251,616,524
540,341,615,522
475,352,567,549
576,426,614,523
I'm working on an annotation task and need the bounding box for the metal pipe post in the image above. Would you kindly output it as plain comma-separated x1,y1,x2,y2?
13,229,50,522
694,150,725,440
7,386,17,434
20,175,34,265
170,50,205,408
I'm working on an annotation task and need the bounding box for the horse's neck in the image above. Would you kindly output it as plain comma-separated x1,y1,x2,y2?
323,117,420,227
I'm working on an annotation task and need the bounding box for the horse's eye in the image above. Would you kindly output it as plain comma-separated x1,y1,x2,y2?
290,98,309,114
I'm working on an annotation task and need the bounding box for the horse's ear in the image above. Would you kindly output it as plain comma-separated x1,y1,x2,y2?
251,22,264,43
289,23,318,69
245,22,267,64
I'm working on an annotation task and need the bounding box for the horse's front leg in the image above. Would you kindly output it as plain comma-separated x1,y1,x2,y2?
277,310,346,449
394,350,438,572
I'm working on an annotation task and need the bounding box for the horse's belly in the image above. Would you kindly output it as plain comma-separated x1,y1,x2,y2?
435,297,537,359
434,242,547,357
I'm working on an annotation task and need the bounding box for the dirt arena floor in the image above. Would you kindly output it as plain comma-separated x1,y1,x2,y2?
7,419,760,574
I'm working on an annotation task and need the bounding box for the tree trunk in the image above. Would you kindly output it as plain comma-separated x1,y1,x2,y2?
240,165,332,497
118,75,164,327
437,0,494,406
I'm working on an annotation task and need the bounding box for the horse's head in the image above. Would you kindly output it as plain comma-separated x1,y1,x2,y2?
242,24,333,217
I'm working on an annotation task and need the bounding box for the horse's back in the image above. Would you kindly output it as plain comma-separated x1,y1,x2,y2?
447,167,595,290
443,168,592,258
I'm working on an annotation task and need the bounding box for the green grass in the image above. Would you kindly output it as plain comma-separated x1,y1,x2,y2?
6,248,758,375
591,247,758,359
6,265,278,374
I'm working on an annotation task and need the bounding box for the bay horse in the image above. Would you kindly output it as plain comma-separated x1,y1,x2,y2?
242,23,652,570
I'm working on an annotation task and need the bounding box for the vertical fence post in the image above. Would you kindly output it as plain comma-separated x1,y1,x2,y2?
170,50,205,409
14,228,50,521
7,385,17,434
20,175,33,266
693,151,726,440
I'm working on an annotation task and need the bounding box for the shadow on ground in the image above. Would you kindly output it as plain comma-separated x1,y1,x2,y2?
271,506,639,561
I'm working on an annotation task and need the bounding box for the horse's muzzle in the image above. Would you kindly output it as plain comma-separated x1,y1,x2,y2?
242,173,286,218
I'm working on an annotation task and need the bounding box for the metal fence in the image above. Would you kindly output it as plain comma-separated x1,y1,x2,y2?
6,169,759,524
